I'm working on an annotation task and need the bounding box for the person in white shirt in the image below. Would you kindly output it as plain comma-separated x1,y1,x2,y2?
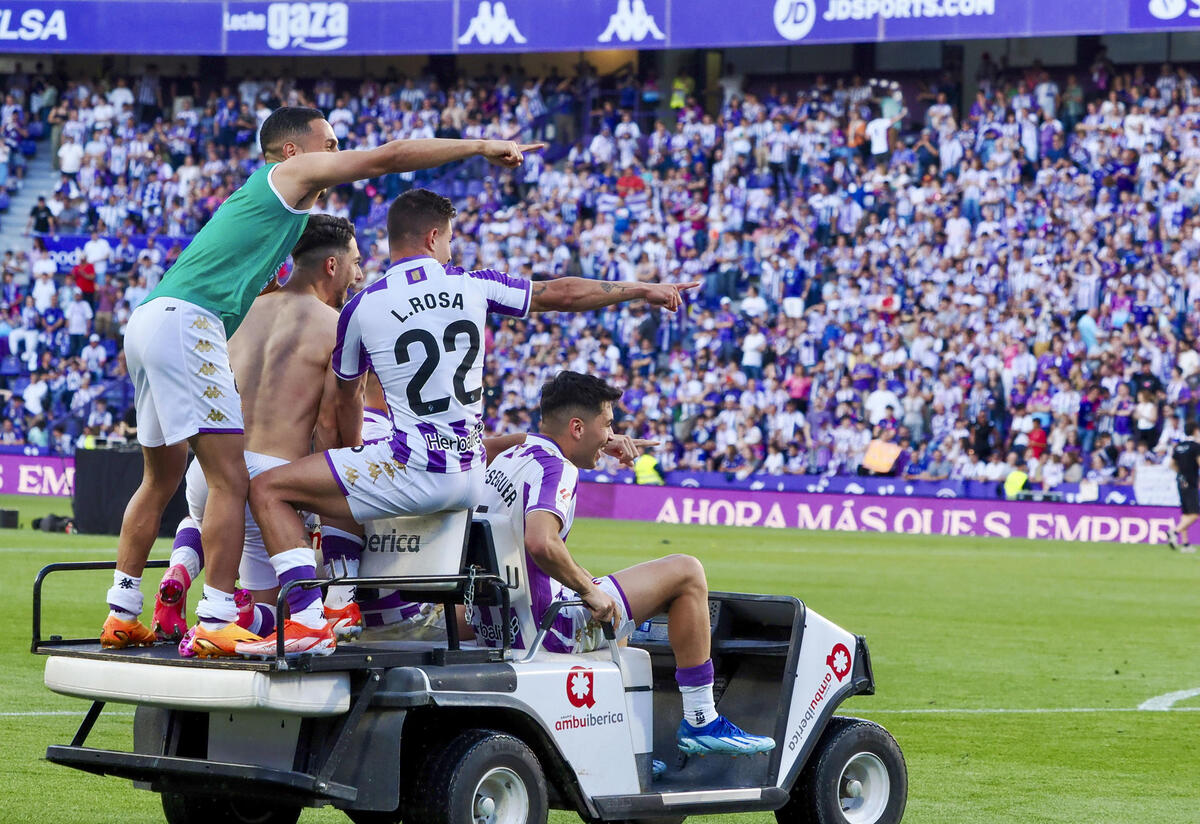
741,323,767,380
865,106,907,163
22,371,48,416
57,134,84,176
82,230,113,283
740,285,768,319
31,271,57,312
864,379,902,425
65,289,94,351
80,333,107,372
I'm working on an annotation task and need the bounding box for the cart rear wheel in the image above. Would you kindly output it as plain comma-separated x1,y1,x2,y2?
775,716,907,824
161,792,301,824
416,728,547,824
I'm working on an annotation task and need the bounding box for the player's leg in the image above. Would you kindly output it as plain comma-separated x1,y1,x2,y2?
153,458,208,640
611,556,775,755
321,514,365,638
103,442,189,648
237,451,355,657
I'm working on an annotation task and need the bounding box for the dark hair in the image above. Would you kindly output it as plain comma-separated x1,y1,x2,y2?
259,106,324,156
539,371,622,425
291,214,356,266
387,188,457,242
1187,421,1199,437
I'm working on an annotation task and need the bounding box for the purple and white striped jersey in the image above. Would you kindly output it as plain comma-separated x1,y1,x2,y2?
332,255,530,473
472,434,578,649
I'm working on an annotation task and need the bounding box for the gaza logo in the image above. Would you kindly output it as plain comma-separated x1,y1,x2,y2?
224,2,349,52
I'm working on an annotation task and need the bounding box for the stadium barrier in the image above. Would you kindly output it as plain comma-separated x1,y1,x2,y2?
0,453,74,497
575,483,1179,545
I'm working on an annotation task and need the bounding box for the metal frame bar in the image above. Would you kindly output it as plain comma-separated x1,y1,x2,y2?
32,560,168,652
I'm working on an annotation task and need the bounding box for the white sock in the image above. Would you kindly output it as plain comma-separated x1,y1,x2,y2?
195,585,238,626
680,684,717,729
169,516,203,581
106,570,142,619
271,547,326,629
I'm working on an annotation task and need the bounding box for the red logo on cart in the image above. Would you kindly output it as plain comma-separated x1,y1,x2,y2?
827,643,852,682
567,666,595,708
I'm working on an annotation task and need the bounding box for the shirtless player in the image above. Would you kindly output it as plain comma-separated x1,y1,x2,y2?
152,215,365,656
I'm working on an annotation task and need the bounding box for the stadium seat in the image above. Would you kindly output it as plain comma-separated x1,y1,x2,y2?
0,356,21,377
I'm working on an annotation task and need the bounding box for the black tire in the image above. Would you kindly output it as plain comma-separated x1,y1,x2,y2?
415,728,547,824
161,792,302,824
775,716,907,824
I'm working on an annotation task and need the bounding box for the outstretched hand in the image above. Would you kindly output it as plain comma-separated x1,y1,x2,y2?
602,435,660,467
643,280,702,312
481,140,547,168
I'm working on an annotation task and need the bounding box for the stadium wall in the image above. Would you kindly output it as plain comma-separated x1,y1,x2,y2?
575,483,1179,544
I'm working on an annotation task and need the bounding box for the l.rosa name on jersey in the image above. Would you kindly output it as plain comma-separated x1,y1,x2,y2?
390,291,466,323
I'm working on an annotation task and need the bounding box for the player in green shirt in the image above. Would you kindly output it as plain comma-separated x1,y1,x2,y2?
102,106,542,656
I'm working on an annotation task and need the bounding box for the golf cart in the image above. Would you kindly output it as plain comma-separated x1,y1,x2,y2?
33,509,907,824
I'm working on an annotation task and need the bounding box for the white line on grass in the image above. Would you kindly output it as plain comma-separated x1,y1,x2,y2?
0,710,134,717
1138,687,1200,711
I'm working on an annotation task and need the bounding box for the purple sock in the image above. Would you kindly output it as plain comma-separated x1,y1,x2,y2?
252,603,276,636
675,659,715,687
278,564,321,614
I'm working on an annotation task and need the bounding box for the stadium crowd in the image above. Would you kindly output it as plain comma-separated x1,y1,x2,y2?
2,53,1200,491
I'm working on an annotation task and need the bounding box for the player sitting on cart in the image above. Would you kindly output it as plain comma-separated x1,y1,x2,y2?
468,370,776,756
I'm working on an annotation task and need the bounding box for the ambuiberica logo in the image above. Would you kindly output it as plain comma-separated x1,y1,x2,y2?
556,666,624,732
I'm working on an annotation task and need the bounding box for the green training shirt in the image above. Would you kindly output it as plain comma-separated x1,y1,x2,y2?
143,163,309,336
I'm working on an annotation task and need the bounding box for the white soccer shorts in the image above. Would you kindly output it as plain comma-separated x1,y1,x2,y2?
125,298,243,447
185,450,289,592
324,438,484,524
542,575,636,654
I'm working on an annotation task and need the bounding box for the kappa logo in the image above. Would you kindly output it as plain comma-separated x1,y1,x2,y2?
344,467,360,487
224,2,349,51
205,409,228,423
597,0,664,42
1148,0,1188,19
458,1,526,45
202,386,225,399
773,0,816,40
189,316,213,330
196,362,217,377
193,339,214,353
826,642,851,682
566,666,595,708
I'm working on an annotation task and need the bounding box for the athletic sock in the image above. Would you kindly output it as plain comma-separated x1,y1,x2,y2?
240,603,276,637
168,517,204,581
321,527,363,610
676,659,717,728
195,585,238,627
272,547,326,629
106,570,142,620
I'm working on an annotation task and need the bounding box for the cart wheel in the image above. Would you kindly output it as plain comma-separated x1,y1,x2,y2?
775,716,907,824
161,792,301,824
418,728,547,824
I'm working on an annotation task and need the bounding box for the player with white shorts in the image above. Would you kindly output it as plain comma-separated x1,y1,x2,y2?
149,215,366,655
238,188,697,657
469,371,775,756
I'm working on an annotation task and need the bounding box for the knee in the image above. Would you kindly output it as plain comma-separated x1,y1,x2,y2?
669,554,707,594
247,472,276,512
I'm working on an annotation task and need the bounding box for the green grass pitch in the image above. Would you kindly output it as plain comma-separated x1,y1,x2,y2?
0,492,1198,823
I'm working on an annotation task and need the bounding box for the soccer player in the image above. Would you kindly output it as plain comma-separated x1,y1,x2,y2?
236,189,697,657
150,215,365,654
101,107,539,653
470,371,775,755
1169,422,1200,553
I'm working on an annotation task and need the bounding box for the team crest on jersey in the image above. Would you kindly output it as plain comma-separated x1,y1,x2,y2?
193,339,215,353
189,317,213,330
202,386,225,399
404,266,427,285
196,362,218,376
205,409,227,423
